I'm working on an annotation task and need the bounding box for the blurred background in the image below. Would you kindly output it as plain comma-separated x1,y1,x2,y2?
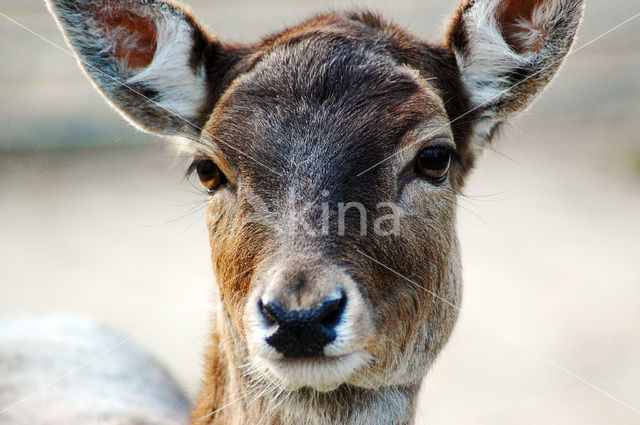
1,0,639,423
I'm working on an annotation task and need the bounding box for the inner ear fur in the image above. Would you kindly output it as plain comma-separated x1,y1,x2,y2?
501,0,551,53
93,5,159,70
446,0,584,145
46,0,248,137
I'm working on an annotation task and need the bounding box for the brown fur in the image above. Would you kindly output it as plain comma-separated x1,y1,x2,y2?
46,1,585,424
94,7,158,69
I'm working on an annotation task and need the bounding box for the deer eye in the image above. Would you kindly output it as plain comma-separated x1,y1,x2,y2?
415,146,452,183
191,158,227,193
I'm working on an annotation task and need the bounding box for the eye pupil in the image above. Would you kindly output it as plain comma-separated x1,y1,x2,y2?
415,147,452,182
194,158,227,192
196,159,216,177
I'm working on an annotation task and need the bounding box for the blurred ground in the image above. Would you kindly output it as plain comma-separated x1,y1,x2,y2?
1,0,639,424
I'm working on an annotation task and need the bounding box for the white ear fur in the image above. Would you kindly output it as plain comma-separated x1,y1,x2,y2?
457,0,564,107
46,0,212,136
455,0,527,107
448,0,584,145
126,15,207,121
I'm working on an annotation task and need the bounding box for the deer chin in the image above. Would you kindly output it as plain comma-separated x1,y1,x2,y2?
254,350,372,392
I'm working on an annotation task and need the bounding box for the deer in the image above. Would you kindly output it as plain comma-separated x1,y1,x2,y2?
0,0,584,424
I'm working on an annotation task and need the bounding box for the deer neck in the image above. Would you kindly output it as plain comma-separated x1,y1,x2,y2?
190,310,421,425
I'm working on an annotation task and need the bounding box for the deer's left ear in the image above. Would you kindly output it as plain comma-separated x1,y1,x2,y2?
447,0,584,145
46,0,247,137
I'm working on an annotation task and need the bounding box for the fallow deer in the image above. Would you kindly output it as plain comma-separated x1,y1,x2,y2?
2,0,585,424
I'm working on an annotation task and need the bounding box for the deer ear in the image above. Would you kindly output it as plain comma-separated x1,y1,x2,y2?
46,0,244,137
447,0,584,145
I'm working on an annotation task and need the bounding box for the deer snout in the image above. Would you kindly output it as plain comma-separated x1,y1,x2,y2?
248,264,373,357
258,292,347,358
246,265,374,389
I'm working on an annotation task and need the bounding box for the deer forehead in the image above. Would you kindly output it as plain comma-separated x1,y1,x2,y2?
200,31,451,192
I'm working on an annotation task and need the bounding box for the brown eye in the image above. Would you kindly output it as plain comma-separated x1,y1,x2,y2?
415,146,452,183
193,158,227,192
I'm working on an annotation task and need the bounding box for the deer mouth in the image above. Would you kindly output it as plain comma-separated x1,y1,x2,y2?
256,350,372,392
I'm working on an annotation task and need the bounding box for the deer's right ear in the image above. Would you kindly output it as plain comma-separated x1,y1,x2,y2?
446,0,584,147
46,0,246,137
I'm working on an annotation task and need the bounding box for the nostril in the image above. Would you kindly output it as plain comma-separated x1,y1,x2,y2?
260,292,347,358
258,299,279,326
318,293,347,329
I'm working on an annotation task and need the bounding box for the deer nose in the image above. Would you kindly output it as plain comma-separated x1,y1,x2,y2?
259,293,347,358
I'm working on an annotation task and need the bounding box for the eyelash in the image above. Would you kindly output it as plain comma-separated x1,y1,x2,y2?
185,158,201,179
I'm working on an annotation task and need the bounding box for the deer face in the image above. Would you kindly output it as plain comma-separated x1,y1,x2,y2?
49,0,583,393
201,29,468,391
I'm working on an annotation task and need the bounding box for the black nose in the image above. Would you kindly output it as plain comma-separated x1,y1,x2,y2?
259,293,347,358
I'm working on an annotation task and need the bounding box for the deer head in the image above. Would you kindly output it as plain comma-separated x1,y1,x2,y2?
47,0,583,422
